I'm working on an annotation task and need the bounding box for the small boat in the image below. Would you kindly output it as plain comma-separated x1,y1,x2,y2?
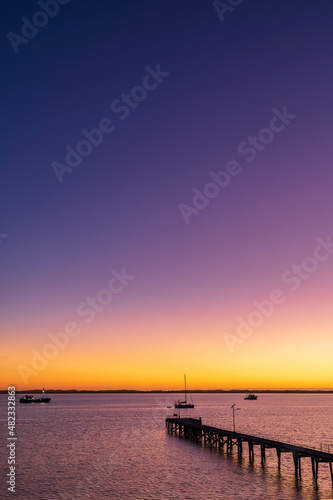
174,374,194,409
244,392,257,400
20,388,51,404
20,395,35,404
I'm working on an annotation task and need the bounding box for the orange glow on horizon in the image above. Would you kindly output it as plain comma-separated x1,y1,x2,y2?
2,295,333,391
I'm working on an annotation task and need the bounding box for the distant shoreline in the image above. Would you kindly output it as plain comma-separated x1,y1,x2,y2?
1,389,333,394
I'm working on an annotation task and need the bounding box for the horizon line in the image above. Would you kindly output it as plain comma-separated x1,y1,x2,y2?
2,388,333,394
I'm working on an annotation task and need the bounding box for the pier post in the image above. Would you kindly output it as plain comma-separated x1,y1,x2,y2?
248,441,254,462
277,448,281,470
311,458,319,483
237,439,242,458
261,445,266,466
293,452,299,478
311,457,315,479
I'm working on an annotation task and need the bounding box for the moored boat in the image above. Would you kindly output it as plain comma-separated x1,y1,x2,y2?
244,392,258,400
20,388,51,404
20,395,35,403
174,375,194,409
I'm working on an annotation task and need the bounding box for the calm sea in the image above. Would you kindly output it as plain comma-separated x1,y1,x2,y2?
1,393,333,499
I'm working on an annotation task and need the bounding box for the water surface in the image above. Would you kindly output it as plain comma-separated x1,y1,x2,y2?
1,393,333,499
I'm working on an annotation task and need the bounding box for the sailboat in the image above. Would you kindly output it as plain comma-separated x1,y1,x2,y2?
174,374,194,409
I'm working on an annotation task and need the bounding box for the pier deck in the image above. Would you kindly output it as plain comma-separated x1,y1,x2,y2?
166,417,333,484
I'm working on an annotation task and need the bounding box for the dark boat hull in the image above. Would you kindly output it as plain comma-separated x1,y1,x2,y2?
174,403,194,408
20,397,51,403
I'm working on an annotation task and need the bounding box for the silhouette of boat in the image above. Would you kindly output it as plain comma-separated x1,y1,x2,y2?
174,375,194,408
20,395,35,403
20,388,51,404
244,392,257,400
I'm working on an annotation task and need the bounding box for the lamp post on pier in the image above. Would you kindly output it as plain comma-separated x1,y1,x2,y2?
231,404,241,432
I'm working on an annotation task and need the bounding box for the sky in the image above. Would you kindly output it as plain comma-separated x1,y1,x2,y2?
1,0,333,390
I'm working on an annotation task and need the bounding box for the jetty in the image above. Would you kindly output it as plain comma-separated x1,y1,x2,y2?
166,417,333,485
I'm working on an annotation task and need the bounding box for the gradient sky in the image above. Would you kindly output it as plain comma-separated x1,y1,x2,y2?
1,0,333,390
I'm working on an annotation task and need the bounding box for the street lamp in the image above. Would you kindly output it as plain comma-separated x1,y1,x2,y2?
231,404,241,432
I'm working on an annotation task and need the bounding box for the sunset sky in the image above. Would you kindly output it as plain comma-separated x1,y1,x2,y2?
1,0,333,390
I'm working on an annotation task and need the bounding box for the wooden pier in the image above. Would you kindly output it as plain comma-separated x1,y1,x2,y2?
166,417,333,485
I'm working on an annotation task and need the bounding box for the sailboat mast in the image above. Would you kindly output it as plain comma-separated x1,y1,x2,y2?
184,374,187,403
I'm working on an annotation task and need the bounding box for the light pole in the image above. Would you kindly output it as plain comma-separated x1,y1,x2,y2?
231,404,241,432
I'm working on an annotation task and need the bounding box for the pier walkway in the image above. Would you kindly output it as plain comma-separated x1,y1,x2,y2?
166,417,333,484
